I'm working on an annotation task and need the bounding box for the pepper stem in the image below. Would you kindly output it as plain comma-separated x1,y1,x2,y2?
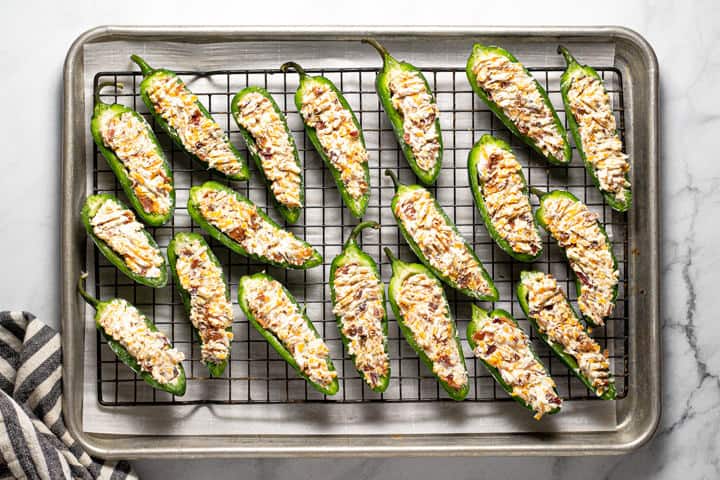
470,304,490,324
280,61,308,79
384,169,400,190
383,247,406,276
529,186,547,201
557,45,577,67
344,221,380,249
77,272,100,309
361,38,393,67
94,82,123,106
130,54,154,76
383,247,399,266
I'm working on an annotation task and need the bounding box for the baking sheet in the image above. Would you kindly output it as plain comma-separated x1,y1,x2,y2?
80,37,619,436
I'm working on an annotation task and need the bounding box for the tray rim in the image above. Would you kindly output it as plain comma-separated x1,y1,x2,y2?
61,25,660,458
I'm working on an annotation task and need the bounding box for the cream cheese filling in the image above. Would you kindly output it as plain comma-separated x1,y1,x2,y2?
299,82,368,200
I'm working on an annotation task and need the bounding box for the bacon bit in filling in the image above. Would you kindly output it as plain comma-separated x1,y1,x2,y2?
236,92,302,208
397,273,466,389
99,111,172,214
541,196,618,325
388,70,440,171
522,272,613,396
90,199,164,278
471,52,566,161
146,75,243,177
395,189,491,295
471,314,561,419
567,74,630,201
175,237,233,365
299,82,368,200
244,276,336,388
196,188,314,267
332,262,388,388
476,142,541,255
98,299,184,385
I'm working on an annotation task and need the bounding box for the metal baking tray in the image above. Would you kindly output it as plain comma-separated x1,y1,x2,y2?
62,26,660,457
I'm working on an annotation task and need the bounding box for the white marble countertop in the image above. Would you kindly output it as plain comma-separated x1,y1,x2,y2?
1,0,717,478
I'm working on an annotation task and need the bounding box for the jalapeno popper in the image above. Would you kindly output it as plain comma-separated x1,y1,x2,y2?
468,135,542,262
187,181,322,269
168,233,233,377
386,170,497,301
517,271,616,399
231,87,304,223
281,62,370,218
467,306,561,419
466,45,571,165
131,55,249,181
330,222,390,392
78,273,186,395
238,272,339,395
384,248,468,400
534,190,618,326
558,46,632,212
81,194,168,288
91,82,174,226
363,38,442,185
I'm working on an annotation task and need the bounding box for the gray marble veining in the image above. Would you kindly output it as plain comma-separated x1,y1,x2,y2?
1,0,718,478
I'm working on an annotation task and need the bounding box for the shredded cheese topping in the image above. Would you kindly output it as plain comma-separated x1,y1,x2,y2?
522,272,613,396
299,81,368,200
90,199,164,278
195,188,315,267
471,314,561,419
541,196,618,325
388,69,440,172
397,273,467,389
236,92,302,208
471,51,566,161
146,74,243,177
175,236,233,365
244,276,336,388
567,74,630,201
395,188,491,295
476,142,541,255
99,111,172,215
332,262,388,388
98,299,184,385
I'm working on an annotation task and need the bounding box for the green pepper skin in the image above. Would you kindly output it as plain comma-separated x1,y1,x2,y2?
466,305,561,416
329,221,390,393
131,55,249,181
467,135,543,262
167,232,232,377
466,44,572,166
281,62,370,218
81,194,168,288
230,86,304,224
237,272,339,396
516,271,617,400
384,248,468,401
385,170,498,302
77,274,186,396
534,189,618,327
558,46,632,212
90,83,175,226
363,38,443,186
187,181,322,269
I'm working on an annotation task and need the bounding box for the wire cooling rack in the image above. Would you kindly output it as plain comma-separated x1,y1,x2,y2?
91,64,628,406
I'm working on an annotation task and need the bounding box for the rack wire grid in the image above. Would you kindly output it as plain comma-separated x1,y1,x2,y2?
91,64,629,406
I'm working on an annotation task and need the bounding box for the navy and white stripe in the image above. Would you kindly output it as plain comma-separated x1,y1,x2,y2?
0,311,137,480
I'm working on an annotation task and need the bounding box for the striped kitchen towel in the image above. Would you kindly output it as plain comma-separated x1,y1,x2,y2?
0,311,137,480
